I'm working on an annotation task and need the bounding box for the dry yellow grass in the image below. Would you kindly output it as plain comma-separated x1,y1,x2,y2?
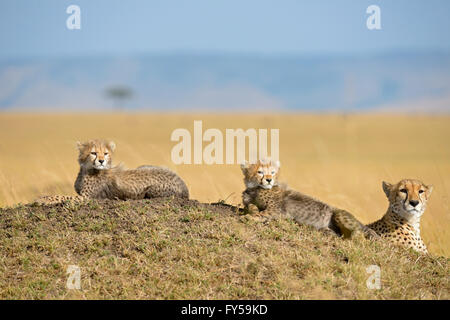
0,199,448,299
0,113,449,256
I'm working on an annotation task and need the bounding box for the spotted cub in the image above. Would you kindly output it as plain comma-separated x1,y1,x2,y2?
35,139,189,205
367,179,432,254
241,159,378,239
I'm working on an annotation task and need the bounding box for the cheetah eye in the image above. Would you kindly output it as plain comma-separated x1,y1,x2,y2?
257,170,263,175
91,152,97,156
418,190,424,194
104,152,108,156
400,189,407,194
271,171,276,174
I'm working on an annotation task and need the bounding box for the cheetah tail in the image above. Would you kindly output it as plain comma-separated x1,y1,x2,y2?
331,208,379,240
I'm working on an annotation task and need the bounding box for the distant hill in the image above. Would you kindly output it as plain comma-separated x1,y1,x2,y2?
1,52,449,112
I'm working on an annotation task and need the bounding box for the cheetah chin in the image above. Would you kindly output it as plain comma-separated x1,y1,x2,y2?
398,203,425,221
367,179,432,254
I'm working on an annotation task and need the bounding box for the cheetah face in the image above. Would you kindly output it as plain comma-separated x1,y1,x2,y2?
240,159,280,190
383,179,433,221
77,139,116,170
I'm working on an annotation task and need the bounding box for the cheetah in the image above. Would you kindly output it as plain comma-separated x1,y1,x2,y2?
367,179,432,254
241,159,378,239
35,139,189,205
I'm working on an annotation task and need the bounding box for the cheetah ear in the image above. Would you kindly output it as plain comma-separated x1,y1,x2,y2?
274,160,280,170
76,141,87,151
240,160,250,173
107,141,116,152
382,181,392,198
426,184,433,197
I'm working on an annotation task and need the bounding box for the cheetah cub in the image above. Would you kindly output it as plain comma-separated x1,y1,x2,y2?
367,179,432,254
35,139,189,205
241,159,378,239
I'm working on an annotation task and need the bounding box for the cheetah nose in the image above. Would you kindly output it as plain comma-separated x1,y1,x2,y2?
266,179,272,183
98,159,104,164
409,200,419,207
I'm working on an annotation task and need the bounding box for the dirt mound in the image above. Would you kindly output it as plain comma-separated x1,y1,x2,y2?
0,198,448,299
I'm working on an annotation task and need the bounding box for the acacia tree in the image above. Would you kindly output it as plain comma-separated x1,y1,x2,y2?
105,86,133,110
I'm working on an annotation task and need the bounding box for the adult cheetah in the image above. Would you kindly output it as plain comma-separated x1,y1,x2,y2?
367,179,432,254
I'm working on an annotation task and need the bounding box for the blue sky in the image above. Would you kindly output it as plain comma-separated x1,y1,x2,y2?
1,0,450,58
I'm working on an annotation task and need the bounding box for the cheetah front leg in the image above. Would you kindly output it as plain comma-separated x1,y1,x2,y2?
243,203,260,215
244,207,274,223
360,226,380,240
242,202,276,223
33,195,87,206
258,206,283,218
250,202,286,223
242,189,281,221
242,190,261,215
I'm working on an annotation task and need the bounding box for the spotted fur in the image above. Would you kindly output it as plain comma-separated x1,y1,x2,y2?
241,159,378,239
367,179,432,254
35,139,189,205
